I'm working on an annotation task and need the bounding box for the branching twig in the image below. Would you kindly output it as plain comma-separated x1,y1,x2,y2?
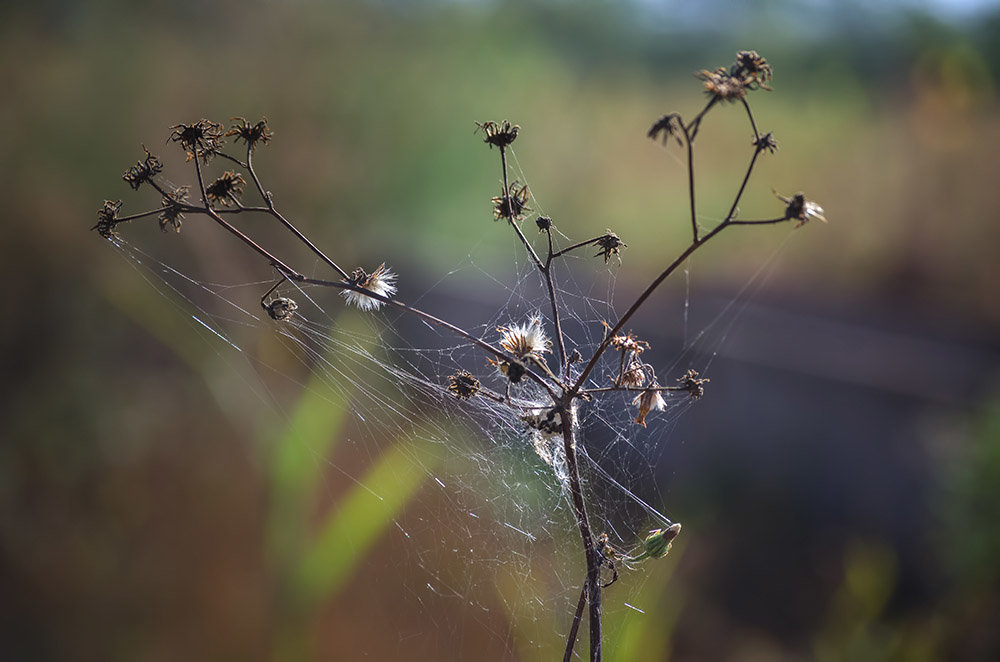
95,50,823,662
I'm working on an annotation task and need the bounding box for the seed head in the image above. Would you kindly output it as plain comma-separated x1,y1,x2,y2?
619,361,647,388
697,67,748,103
169,119,225,163
263,297,298,321
647,113,684,147
122,146,162,190
733,50,773,90
205,171,246,207
775,191,826,228
475,120,519,149
535,215,553,233
677,369,709,399
592,231,626,264
92,200,123,239
753,132,778,154
492,182,531,221
498,315,551,360
448,371,480,400
159,186,189,233
697,51,773,103
608,328,649,356
342,263,397,311
489,358,527,384
226,117,273,152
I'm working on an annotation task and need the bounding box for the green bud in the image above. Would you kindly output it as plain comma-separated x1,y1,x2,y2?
642,523,682,559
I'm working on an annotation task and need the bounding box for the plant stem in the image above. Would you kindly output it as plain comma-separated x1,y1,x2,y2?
563,583,588,662
498,146,568,373
560,398,602,662
245,147,350,279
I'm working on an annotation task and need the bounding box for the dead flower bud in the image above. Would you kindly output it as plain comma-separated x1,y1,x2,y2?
592,231,626,264
619,361,647,388
633,386,667,427
448,371,481,400
169,119,225,163
498,315,551,360
608,328,649,356
263,296,298,321
647,113,684,146
677,369,709,399
697,67,748,103
92,200,123,239
205,171,246,207
226,117,273,151
775,191,826,228
492,182,531,221
535,215,552,232
341,263,398,311
753,132,778,154
475,120,519,149
489,357,527,383
733,50,773,90
159,186,189,233
122,146,163,190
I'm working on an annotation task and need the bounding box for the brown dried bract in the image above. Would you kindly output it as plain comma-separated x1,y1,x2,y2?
122,146,163,190
206,171,246,207
592,231,626,264
677,369,709,399
169,119,225,163
448,371,481,400
475,120,519,149
92,200,123,238
492,182,530,221
227,117,273,151
159,186,190,232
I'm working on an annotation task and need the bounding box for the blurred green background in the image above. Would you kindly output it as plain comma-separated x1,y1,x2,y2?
3,0,1000,659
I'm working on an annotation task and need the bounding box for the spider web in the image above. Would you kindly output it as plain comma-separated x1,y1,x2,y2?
101,143,793,657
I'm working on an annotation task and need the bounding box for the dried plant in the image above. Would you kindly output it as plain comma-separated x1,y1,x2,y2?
94,51,824,661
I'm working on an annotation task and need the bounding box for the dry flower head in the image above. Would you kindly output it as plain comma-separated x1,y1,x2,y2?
342,263,398,311
475,120,519,149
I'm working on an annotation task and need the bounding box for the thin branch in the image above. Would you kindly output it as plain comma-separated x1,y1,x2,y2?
499,146,544,271
191,151,210,207
113,208,164,224
542,225,570,374
564,582,588,662
215,151,248,169
728,216,787,226
246,145,350,279
579,385,691,396
549,236,612,261
495,148,565,373
686,97,717,141
740,98,761,143
560,404,602,662
682,122,698,242
291,273,562,402
722,143,764,224
571,221,731,395
543,264,569,375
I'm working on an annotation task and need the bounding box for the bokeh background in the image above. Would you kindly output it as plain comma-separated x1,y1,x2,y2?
3,0,1000,660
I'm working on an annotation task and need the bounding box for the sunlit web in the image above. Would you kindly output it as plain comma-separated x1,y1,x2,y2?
102,141,793,656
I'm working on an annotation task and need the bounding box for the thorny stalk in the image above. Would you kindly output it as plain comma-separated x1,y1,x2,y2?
95,52,823,662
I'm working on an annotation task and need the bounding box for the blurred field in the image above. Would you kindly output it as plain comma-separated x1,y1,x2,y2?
2,1,999,660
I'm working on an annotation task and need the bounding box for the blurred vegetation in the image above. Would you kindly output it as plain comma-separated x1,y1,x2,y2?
2,0,999,660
